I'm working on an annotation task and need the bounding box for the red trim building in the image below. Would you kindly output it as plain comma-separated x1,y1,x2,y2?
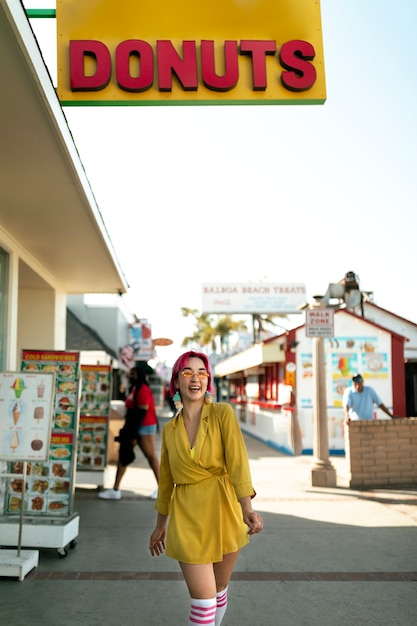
214,307,408,455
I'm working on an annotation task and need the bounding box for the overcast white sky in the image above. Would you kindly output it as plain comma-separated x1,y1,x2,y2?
25,1,417,365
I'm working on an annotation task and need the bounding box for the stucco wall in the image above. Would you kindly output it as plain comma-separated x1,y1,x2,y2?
345,418,417,488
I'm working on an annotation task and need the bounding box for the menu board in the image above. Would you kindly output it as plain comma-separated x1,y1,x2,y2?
77,365,111,472
1,350,80,517
0,372,55,461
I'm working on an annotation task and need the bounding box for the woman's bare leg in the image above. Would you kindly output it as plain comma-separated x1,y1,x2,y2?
113,462,127,490
138,434,160,482
213,551,240,591
179,551,240,599
179,562,216,599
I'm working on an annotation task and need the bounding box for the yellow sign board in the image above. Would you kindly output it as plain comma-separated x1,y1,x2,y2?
57,0,326,106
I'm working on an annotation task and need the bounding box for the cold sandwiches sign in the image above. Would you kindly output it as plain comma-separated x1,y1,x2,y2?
56,0,326,106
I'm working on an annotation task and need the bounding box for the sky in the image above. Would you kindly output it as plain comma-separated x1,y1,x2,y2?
24,1,417,365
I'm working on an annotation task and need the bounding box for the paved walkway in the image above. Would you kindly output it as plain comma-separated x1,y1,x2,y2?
1,415,417,625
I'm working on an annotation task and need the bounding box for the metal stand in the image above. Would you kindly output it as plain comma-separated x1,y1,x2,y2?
0,462,39,581
0,463,79,562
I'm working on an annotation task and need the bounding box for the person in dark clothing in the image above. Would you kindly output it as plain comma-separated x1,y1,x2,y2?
164,383,176,416
99,366,159,500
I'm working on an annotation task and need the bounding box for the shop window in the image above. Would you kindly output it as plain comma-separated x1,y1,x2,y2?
0,248,9,370
263,364,279,402
259,373,265,401
229,378,245,401
246,375,259,400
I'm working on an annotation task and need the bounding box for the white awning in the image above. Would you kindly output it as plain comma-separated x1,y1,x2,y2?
214,342,285,377
0,0,128,294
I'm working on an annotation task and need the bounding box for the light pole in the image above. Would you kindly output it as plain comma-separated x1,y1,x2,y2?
304,272,364,486
306,298,337,487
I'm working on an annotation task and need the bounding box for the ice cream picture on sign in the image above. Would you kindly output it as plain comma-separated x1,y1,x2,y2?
12,403,21,425
10,431,19,453
11,377,27,398
34,406,44,425
31,437,43,451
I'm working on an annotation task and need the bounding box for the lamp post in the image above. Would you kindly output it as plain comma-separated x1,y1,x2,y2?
306,298,337,487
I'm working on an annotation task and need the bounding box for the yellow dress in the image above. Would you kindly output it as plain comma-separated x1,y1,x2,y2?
155,402,256,564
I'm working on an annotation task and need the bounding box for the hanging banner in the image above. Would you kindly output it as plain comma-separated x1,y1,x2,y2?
129,320,153,361
56,0,326,106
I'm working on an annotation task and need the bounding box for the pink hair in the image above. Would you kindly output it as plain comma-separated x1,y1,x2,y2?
170,351,213,397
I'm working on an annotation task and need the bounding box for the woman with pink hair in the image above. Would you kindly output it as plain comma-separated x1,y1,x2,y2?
149,350,263,625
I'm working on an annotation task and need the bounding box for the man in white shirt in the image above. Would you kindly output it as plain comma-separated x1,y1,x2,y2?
343,374,397,425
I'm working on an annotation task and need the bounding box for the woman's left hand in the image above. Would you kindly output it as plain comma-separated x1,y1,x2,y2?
244,511,264,535
149,527,166,556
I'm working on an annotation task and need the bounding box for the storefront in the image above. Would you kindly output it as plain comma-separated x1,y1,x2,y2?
0,0,128,574
214,308,407,455
0,0,128,369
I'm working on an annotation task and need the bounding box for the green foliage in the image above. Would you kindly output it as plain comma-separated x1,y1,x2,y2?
180,307,247,352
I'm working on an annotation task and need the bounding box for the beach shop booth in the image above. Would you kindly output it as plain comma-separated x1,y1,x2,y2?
214,309,407,455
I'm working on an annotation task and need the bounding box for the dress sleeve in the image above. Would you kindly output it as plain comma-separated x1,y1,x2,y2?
216,403,256,501
154,425,174,516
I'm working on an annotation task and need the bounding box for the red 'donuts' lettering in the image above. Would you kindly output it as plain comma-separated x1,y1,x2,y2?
70,40,111,91
69,39,317,94
279,40,317,92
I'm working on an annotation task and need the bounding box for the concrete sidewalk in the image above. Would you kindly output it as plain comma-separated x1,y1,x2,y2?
1,416,417,625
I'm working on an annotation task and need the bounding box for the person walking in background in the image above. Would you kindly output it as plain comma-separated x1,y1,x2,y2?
149,350,263,626
164,383,176,417
99,366,159,500
343,373,399,425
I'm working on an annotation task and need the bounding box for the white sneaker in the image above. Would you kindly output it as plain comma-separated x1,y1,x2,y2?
98,489,121,500
149,489,158,500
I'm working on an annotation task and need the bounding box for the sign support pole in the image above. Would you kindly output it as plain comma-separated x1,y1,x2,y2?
311,335,336,487
306,299,337,487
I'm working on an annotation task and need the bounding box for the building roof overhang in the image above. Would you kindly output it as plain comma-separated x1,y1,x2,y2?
214,307,409,378
0,0,128,294
214,342,285,378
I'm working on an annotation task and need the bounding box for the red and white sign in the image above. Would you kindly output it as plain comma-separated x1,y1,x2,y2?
202,283,306,314
306,308,334,338
129,320,153,360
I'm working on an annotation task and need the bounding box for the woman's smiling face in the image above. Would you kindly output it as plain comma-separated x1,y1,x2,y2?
177,356,208,402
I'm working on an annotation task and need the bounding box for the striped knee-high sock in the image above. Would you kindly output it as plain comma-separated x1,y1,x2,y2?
189,597,216,625
215,586,228,626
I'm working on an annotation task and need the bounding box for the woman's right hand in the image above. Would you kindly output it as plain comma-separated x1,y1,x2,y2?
149,527,166,556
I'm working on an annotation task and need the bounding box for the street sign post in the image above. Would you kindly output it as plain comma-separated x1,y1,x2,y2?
306,308,334,338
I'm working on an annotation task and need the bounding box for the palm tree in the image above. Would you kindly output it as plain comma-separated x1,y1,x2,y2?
180,308,247,353
252,314,290,342
215,316,247,353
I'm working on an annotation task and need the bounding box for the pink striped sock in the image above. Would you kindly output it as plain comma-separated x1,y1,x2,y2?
215,586,228,626
189,597,216,625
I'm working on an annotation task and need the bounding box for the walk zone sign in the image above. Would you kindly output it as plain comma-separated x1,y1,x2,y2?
306,308,335,338
56,0,326,106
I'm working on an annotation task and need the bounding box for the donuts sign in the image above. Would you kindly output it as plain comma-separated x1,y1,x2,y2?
57,0,326,106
